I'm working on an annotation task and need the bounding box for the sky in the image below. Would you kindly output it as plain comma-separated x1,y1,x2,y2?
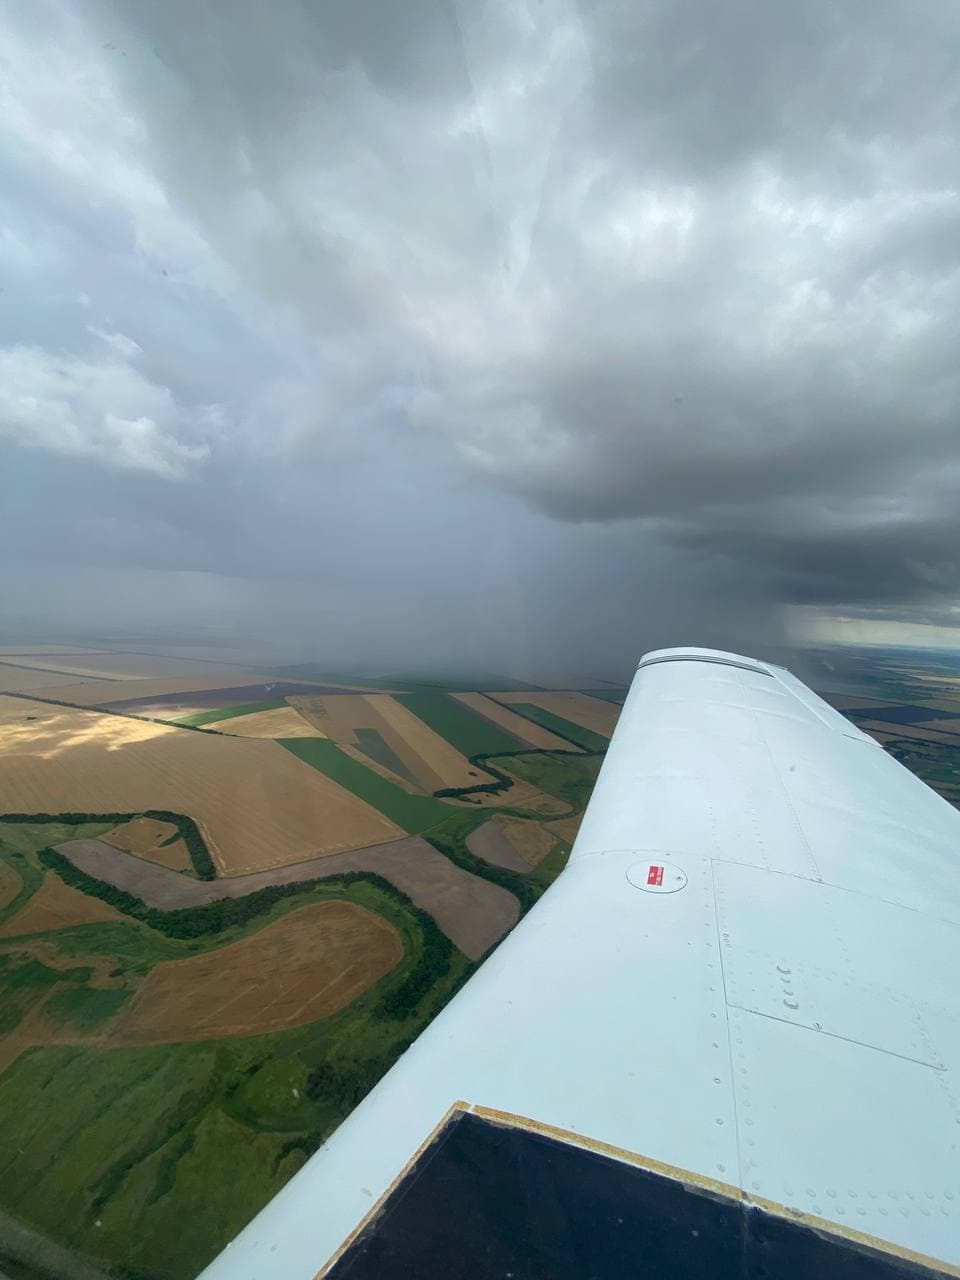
2,0,959,677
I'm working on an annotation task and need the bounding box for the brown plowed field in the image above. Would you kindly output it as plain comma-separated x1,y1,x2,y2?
0,873,123,938
488,691,620,737
451,693,577,752
0,696,403,875
465,821,530,873
55,834,519,960
114,902,402,1043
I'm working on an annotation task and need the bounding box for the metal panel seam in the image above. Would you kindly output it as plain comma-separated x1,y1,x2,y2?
711,858,745,1194
723,1002,945,1072
748,690,823,883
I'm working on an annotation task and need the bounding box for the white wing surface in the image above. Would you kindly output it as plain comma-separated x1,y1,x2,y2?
201,648,960,1279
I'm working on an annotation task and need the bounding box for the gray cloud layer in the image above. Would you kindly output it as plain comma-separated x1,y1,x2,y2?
2,0,959,671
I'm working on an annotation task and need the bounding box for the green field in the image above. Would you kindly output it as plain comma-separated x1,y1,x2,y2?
278,738,453,831
0,725,599,1279
0,820,115,930
170,699,287,728
395,691,522,756
0,821,473,1279
499,751,604,813
505,703,610,752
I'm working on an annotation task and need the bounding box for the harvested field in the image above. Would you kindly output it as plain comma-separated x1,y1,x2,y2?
0,696,403,875
0,664,99,693
0,873,123,938
114,902,402,1043
451,693,577,753
466,820,530,873
205,705,321,739
491,815,560,867
102,817,178,854
488,691,620,738
861,728,900,745
55,834,519,959
105,682,361,715
0,862,19,911
290,693,485,792
394,692,521,757
823,693,908,711
848,704,960,725
0,655,252,686
32,673,272,708
101,818,191,871
456,777,571,816
0,658,130,681
0,646,103,655
367,695,482,789
856,720,960,745
544,814,583,846
912,718,960,737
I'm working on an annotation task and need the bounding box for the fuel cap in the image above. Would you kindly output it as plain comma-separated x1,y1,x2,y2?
626,860,688,893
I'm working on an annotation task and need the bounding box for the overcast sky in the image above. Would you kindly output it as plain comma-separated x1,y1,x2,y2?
2,0,959,676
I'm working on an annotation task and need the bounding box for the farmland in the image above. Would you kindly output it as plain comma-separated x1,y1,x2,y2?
115,901,404,1042
0,819,477,1277
0,697,403,875
451,692,577,752
0,644,611,1278
279,738,454,832
195,705,319,738
289,691,484,791
395,690,523,756
100,817,191,872
488,691,621,742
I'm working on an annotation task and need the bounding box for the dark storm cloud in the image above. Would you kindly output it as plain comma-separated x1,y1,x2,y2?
1,0,959,665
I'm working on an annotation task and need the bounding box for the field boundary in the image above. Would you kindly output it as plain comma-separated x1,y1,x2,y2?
487,698,612,752
433,744,598,803
0,687,224,736
44,831,519,960
0,811,216,880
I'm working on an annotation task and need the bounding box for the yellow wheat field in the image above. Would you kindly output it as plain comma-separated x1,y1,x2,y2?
205,706,322,739
0,697,403,876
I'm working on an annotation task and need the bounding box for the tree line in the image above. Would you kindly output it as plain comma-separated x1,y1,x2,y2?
0,809,216,880
433,743,598,803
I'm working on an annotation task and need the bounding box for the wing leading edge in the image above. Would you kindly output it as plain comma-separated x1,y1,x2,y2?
202,648,960,1279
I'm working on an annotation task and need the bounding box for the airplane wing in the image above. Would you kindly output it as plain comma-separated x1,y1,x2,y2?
201,647,960,1279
